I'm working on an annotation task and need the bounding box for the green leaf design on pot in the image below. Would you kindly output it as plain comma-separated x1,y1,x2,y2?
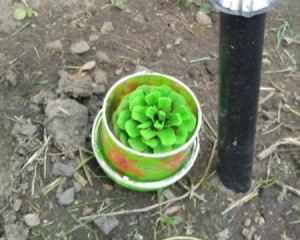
112,85,197,153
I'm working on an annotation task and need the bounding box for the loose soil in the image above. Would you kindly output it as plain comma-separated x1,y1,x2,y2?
0,0,299,240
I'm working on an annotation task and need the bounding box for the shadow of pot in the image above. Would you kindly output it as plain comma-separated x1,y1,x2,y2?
92,72,202,191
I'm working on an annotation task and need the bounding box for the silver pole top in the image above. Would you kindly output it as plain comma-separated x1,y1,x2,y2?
209,0,278,18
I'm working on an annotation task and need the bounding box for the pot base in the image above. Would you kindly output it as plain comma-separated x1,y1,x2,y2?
92,111,200,191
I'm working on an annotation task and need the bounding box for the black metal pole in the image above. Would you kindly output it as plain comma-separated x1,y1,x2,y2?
218,12,266,193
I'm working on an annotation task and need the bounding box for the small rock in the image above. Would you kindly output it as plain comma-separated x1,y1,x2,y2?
32,90,57,105
101,22,114,34
46,40,62,51
56,70,105,98
195,11,212,25
205,59,219,76
73,181,82,192
134,65,151,73
254,216,265,226
244,218,251,227
242,228,250,238
13,199,22,212
70,41,90,54
93,69,108,85
163,189,176,200
156,48,162,58
216,228,230,240
56,187,75,205
23,213,40,227
4,223,29,240
115,68,123,76
82,207,94,216
5,70,17,86
11,123,37,138
89,34,99,42
102,183,114,191
96,51,111,63
174,37,182,46
93,216,119,235
133,13,146,24
52,162,75,177
166,44,172,49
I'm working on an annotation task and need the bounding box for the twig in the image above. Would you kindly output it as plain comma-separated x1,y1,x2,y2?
221,186,260,215
11,22,30,37
79,191,190,221
202,113,217,138
189,57,211,63
284,104,300,117
275,181,300,198
20,136,51,171
259,92,275,105
257,137,300,160
194,139,217,190
162,237,202,240
261,123,282,135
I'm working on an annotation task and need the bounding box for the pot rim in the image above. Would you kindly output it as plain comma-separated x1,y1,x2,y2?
102,71,202,158
92,111,200,190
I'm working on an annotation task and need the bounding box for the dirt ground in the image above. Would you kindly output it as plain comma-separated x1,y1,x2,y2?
0,0,299,239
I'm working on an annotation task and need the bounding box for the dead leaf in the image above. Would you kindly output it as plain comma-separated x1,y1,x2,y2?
76,61,96,78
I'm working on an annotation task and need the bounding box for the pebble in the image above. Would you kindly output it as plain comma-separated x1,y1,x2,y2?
133,13,146,24
205,59,219,76
46,40,62,51
82,207,94,216
93,69,108,84
102,183,114,191
73,181,82,192
193,0,202,6
23,213,40,227
115,68,123,75
4,223,29,240
52,162,75,177
242,226,256,240
101,22,114,33
166,43,172,49
134,65,151,73
96,51,111,63
216,228,230,240
244,218,251,227
56,187,75,205
5,69,17,86
70,41,90,54
196,11,212,25
254,216,265,226
174,37,182,46
93,216,119,235
13,199,22,212
163,189,176,200
156,48,162,57
89,34,99,42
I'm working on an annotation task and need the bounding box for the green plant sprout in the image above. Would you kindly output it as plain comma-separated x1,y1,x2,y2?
112,85,196,154
14,0,38,21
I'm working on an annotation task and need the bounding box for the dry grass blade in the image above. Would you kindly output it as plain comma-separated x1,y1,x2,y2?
202,113,217,138
21,136,51,171
43,177,62,196
194,138,217,190
275,181,300,198
221,187,260,215
74,172,88,187
79,150,93,186
162,237,202,240
79,191,190,221
257,137,300,160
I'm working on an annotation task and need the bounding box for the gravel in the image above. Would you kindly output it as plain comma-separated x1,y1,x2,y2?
23,213,40,227
96,51,111,63
196,11,212,25
56,187,75,205
163,189,176,200
5,69,17,86
4,223,29,240
216,228,230,240
52,162,75,177
70,41,90,54
101,22,114,34
12,199,22,212
46,40,62,51
45,98,89,151
93,216,119,235
93,69,108,85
